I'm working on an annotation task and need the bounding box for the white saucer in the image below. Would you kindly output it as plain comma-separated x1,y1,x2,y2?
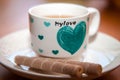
0,29,120,80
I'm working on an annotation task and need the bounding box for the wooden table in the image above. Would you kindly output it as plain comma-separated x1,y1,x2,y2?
0,0,120,80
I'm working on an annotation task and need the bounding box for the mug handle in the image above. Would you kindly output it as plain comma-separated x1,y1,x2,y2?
88,7,100,37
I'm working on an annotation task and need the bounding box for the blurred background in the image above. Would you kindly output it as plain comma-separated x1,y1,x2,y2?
0,0,120,80
0,0,120,40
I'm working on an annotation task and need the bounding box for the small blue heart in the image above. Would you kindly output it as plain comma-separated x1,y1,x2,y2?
39,49,43,53
44,21,51,27
52,50,59,55
38,35,44,40
30,17,34,23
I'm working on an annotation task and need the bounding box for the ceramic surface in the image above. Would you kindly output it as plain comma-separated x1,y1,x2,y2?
0,29,120,80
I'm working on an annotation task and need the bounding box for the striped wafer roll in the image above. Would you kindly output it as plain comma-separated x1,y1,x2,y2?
57,60,102,76
15,56,83,78
32,57,102,76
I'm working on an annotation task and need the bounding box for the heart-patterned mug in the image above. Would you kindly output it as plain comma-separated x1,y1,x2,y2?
29,3,100,58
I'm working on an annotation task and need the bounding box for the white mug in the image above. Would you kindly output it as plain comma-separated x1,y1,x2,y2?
29,3,100,58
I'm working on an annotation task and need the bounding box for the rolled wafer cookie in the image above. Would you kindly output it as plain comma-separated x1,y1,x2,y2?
28,56,102,76
31,57,102,76
15,56,83,78
57,60,102,76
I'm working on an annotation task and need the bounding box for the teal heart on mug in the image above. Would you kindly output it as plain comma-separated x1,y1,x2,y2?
57,21,86,55
52,50,59,55
30,17,34,23
44,21,51,27
39,48,43,53
38,35,44,40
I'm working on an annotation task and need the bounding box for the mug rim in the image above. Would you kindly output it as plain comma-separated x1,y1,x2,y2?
28,3,89,20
